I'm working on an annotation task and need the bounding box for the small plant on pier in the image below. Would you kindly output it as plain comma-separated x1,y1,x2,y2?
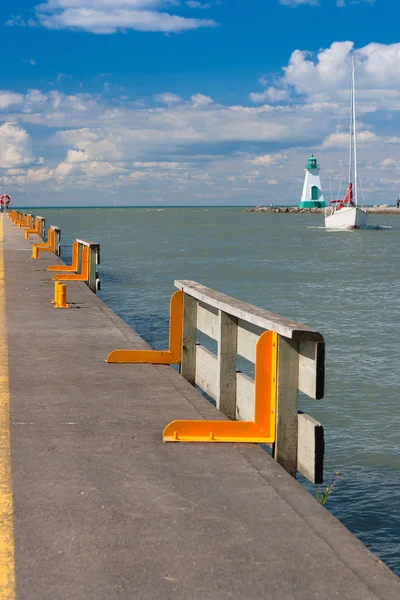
316,471,341,505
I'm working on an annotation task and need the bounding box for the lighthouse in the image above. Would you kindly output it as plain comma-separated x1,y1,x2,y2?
299,154,325,208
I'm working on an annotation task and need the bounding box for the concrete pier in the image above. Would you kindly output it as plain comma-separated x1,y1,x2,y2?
1,215,399,599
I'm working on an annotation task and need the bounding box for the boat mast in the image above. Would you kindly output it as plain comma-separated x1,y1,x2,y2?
352,55,358,207
348,62,353,187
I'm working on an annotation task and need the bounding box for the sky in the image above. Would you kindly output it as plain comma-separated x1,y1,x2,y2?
1,0,400,206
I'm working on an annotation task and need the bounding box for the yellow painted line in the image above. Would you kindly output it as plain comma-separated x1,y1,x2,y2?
0,215,15,599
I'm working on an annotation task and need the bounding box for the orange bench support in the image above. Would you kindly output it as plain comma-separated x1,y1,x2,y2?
48,242,79,272
106,290,183,364
32,228,55,258
163,330,278,443
52,245,89,282
24,218,41,239
18,214,32,229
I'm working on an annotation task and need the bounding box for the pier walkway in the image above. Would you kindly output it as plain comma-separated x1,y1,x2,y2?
1,215,399,599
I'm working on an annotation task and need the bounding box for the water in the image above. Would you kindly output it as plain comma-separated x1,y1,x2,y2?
33,207,400,574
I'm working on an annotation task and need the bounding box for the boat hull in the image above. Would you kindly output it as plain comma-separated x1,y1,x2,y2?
324,206,368,230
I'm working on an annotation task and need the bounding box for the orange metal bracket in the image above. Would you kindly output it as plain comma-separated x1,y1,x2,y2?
18,214,31,229
34,228,54,247
106,290,183,364
24,219,41,239
163,330,278,443
24,227,38,239
53,245,89,281
48,241,79,272
32,228,55,258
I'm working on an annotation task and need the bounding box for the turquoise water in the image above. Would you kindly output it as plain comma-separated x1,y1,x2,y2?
36,207,400,574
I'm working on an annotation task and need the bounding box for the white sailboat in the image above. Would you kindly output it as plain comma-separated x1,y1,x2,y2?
325,56,368,230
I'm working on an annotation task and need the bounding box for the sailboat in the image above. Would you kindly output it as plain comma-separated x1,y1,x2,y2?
324,56,368,230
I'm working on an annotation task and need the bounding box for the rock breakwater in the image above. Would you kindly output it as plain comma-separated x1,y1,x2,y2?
241,205,400,215
241,206,323,213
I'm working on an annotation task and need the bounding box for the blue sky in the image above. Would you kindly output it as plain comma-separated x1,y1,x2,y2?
0,0,399,206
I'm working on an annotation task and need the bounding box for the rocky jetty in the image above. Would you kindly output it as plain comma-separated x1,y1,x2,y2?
241,205,400,215
241,206,324,214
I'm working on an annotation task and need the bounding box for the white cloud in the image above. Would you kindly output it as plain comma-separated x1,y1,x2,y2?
57,128,125,162
190,94,213,107
66,149,91,163
337,0,375,6
40,101,316,163
0,88,313,153
279,0,319,6
281,41,400,111
250,41,400,108
1,159,128,189
77,160,127,177
323,130,378,147
249,87,290,104
284,42,353,98
5,15,36,27
247,153,288,166
29,1,218,34
133,161,181,168
380,158,397,169
0,123,34,168
154,92,182,104
186,1,211,8
0,92,24,110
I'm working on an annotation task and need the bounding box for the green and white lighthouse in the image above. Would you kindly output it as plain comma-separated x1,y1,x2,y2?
299,154,325,208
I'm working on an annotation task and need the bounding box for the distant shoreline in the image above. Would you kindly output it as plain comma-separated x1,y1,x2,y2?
241,206,400,215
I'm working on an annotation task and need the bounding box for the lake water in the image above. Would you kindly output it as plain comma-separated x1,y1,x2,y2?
30,207,400,575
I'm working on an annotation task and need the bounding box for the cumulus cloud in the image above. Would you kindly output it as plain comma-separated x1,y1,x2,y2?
186,1,211,7
284,41,400,108
0,92,24,110
280,0,373,5
5,15,37,27
323,130,379,147
0,160,127,189
190,94,213,107
51,105,313,156
154,92,182,104
0,87,316,154
380,158,397,169
27,1,218,34
0,123,34,168
247,153,288,166
66,149,91,163
57,128,125,162
249,87,290,104
249,41,400,117
337,0,375,6
133,161,182,168
280,0,319,6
